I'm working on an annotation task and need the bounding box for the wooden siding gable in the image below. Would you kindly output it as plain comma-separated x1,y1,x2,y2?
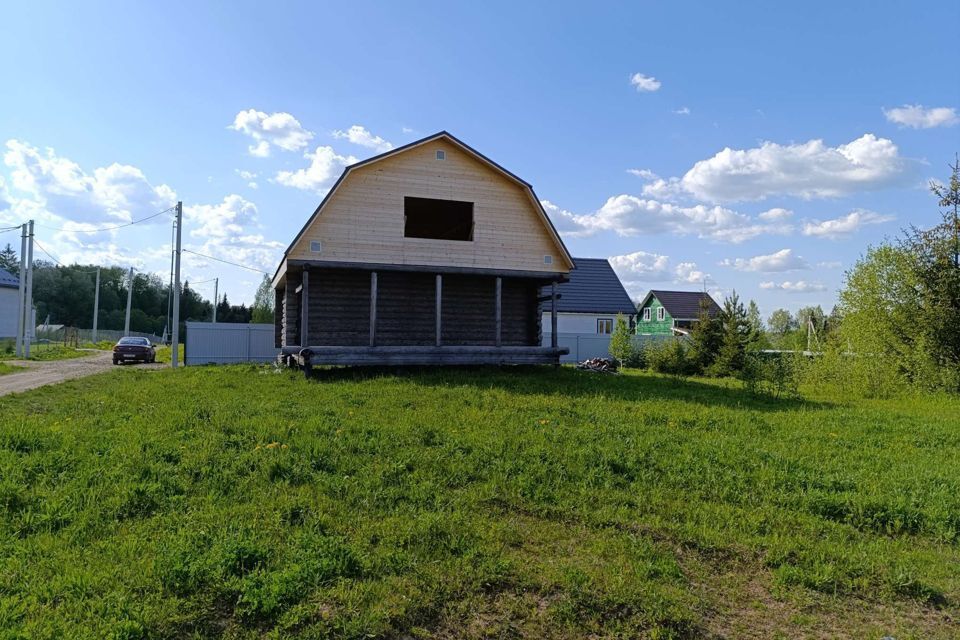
283,132,573,275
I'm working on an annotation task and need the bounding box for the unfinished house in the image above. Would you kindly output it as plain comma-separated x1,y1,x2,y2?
272,131,574,367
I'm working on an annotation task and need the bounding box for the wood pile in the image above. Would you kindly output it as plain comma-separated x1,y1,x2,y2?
576,357,618,373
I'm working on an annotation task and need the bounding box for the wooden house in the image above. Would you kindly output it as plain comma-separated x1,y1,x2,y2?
636,290,720,336
272,131,575,367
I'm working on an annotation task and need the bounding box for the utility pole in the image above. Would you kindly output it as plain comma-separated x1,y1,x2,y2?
171,201,182,368
24,220,34,358
14,223,26,357
92,267,101,342
124,266,134,334
212,277,218,322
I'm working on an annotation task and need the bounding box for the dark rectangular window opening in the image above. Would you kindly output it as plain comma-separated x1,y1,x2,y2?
404,196,474,241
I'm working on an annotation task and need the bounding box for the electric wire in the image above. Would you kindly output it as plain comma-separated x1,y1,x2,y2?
34,206,176,233
181,249,269,275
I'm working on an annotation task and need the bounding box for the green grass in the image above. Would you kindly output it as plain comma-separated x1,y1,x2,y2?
0,343,98,362
0,366,957,638
0,362,25,376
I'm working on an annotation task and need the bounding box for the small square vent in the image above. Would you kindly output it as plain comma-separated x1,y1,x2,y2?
543,255,553,265
310,240,322,253
436,150,445,160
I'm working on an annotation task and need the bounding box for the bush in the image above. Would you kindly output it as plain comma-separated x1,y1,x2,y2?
739,353,802,399
608,313,635,367
645,338,696,378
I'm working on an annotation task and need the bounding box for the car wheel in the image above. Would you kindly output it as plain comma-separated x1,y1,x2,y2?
113,359,119,365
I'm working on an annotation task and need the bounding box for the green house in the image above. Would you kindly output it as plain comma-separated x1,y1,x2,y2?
636,290,720,335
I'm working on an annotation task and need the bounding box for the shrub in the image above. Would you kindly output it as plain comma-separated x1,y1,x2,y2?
645,338,696,378
739,352,802,399
608,313,635,367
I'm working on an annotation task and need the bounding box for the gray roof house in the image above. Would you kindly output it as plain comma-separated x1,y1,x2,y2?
0,268,20,339
541,257,636,342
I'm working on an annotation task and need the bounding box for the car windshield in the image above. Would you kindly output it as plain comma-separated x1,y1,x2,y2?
118,338,149,345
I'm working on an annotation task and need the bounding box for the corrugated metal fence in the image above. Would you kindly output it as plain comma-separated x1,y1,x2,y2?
185,322,278,365
544,333,675,363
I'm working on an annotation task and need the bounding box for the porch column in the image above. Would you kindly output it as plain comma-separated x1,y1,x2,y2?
494,276,502,347
300,266,310,346
369,271,377,347
550,281,558,349
435,274,442,346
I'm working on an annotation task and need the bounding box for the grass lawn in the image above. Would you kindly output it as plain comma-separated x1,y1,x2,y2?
0,363,25,376
0,366,957,638
0,344,98,362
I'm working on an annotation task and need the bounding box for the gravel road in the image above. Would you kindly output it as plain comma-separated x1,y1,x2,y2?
0,351,162,397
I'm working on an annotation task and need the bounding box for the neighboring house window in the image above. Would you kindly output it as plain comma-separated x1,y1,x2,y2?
657,307,665,321
597,318,613,334
643,308,651,321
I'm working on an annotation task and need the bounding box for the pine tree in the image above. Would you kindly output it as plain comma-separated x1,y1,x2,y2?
709,290,751,377
608,313,634,367
688,298,722,373
0,243,18,276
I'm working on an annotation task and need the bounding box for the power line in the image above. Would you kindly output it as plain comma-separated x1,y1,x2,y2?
35,205,176,233
32,238,64,266
181,249,269,274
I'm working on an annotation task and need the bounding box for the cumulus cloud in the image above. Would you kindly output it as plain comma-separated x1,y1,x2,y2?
719,248,809,272
608,250,710,296
560,195,791,243
235,169,258,189
759,280,827,293
185,194,259,240
230,109,314,157
627,168,659,180
630,73,661,92
676,134,907,202
274,146,357,194
802,209,894,239
883,104,958,129
2,139,176,225
540,200,592,238
758,207,793,221
332,125,393,152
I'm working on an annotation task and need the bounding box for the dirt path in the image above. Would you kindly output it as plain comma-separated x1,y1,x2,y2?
0,351,161,397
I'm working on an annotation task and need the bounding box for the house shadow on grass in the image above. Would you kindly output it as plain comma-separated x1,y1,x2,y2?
305,365,827,413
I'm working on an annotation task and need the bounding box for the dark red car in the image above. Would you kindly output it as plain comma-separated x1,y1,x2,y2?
113,337,157,365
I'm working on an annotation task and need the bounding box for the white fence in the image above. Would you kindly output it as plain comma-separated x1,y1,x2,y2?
185,322,278,365
544,332,675,363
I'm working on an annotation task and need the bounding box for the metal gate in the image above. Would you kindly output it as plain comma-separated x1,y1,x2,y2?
185,322,278,365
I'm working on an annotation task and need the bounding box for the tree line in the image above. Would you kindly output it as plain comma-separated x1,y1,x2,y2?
0,254,276,336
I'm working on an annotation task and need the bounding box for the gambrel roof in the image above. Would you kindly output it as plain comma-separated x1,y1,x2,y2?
280,131,575,275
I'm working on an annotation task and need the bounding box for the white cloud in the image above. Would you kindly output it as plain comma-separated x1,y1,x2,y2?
677,134,907,202
630,73,661,92
274,146,357,194
540,200,591,238
758,207,793,221
2,139,176,225
817,260,843,269
673,107,691,115
563,194,791,243
883,104,958,129
609,250,710,296
332,125,393,152
626,168,659,180
235,169,259,189
802,209,894,239
401,126,415,134
230,109,314,157
185,194,259,240
759,280,827,293
719,248,809,272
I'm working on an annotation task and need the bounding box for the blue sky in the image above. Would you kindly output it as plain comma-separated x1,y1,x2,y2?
1,1,957,316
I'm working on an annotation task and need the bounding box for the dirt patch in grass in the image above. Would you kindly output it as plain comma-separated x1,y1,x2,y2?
686,552,956,640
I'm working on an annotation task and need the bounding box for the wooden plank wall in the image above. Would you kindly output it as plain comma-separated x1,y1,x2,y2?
282,278,299,347
274,289,283,348
287,140,569,274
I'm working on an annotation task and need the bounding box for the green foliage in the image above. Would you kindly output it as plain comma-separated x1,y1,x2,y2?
739,352,802,399
607,313,634,366
707,290,757,377
251,274,275,324
0,366,958,637
645,338,696,378
687,298,722,372
767,308,796,336
0,243,18,276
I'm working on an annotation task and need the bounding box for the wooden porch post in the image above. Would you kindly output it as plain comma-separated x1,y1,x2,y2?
494,276,502,347
435,274,442,346
300,266,310,347
369,271,377,347
550,281,558,349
